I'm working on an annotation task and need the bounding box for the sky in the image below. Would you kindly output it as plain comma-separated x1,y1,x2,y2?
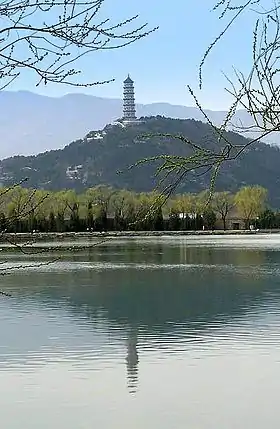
7,0,268,110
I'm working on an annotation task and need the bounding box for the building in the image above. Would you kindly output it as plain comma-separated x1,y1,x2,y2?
123,74,137,122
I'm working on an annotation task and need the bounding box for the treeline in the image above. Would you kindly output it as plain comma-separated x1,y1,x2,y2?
0,184,277,233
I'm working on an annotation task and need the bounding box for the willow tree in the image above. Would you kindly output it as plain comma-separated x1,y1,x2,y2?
141,1,279,202
234,185,267,229
202,0,280,143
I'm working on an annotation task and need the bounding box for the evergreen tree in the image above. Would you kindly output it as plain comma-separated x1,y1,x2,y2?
258,209,276,229
49,212,56,232
56,212,66,232
94,209,107,231
152,207,164,231
203,210,217,230
69,202,80,231
0,212,6,232
86,202,94,230
168,210,180,230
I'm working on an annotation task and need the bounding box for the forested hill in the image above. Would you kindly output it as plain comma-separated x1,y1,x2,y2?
1,116,280,207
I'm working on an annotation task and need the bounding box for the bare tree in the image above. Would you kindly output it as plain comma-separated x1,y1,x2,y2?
212,191,234,230
0,0,157,89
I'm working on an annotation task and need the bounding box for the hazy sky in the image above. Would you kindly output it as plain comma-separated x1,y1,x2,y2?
9,0,261,109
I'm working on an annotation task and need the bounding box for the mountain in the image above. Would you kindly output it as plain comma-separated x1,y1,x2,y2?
0,90,272,159
1,116,280,207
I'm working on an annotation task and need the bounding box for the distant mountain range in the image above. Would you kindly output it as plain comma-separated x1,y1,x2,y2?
1,90,276,159
1,116,280,207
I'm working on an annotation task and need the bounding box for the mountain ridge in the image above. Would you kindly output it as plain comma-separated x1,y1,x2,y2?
0,90,264,159
1,116,280,207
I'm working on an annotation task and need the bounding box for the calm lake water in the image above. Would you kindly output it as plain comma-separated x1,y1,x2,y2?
1,234,280,428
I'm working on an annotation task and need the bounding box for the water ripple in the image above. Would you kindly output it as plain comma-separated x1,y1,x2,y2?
1,240,280,429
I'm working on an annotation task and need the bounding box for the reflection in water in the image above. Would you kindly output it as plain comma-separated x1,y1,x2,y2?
126,327,139,394
1,237,280,428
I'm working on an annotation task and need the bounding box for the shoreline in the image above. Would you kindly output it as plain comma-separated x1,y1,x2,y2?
0,230,279,252
0,229,279,243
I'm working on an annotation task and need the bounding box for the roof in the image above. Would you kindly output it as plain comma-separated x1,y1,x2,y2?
124,74,133,83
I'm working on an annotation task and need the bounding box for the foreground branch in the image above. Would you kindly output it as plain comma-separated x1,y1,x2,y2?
0,0,157,89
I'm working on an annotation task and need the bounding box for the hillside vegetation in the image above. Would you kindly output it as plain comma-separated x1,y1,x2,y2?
1,116,280,206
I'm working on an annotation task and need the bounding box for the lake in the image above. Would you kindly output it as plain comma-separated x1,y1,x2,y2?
1,234,280,428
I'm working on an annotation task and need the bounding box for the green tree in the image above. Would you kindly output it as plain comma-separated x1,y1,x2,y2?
6,186,30,232
86,202,94,230
69,202,81,232
212,192,234,230
134,192,165,231
168,209,180,231
151,206,164,231
258,209,276,230
234,186,268,229
61,190,82,231
86,186,115,231
56,212,66,233
203,209,217,231
0,213,7,232
110,190,136,231
169,193,197,230
49,212,56,232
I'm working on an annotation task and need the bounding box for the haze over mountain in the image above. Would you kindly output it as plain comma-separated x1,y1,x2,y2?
0,90,269,159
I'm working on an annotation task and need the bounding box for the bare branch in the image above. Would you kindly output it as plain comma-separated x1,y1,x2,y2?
0,0,157,89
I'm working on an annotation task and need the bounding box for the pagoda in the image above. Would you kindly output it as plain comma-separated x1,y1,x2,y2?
122,74,137,122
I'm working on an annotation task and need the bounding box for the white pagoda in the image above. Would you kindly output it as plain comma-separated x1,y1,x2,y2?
123,74,136,121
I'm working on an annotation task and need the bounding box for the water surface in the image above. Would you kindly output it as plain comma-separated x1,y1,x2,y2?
1,235,280,428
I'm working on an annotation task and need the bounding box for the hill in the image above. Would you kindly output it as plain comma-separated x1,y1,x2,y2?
1,116,280,207
0,90,274,159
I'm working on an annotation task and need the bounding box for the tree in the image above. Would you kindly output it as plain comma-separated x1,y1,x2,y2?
151,206,164,231
22,189,49,232
86,202,94,230
6,186,30,232
63,190,80,230
168,209,180,231
171,194,196,217
85,186,115,231
234,186,267,229
202,209,216,231
169,193,197,230
0,1,156,90
258,209,276,230
202,1,280,146
212,192,234,230
49,211,56,232
134,191,165,231
110,190,136,231
194,1,280,184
